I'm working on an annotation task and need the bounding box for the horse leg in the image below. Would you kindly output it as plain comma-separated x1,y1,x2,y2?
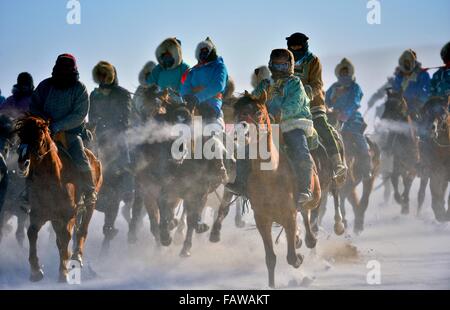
347,188,363,234
318,190,328,227
391,166,402,206
73,203,95,266
400,174,413,215
300,209,317,249
332,187,345,235
430,173,447,222
339,190,348,229
254,213,276,288
102,192,120,250
417,176,428,216
52,219,73,283
180,196,206,257
234,197,245,228
27,216,45,282
145,198,161,245
355,176,375,234
16,211,27,247
128,189,144,244
383,173,392,204
174,206,187,245
210,191,234,243
285,213,303,269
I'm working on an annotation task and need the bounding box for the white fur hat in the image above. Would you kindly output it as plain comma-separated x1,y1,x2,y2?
195,37,216,61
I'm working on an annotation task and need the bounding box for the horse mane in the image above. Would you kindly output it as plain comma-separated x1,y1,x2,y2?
15,115,50,143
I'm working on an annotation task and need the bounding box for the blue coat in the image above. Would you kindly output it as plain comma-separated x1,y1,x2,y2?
392,69,430,108
326,81,365,133
431,67,450,98
180,57,228,116
146,62,190,92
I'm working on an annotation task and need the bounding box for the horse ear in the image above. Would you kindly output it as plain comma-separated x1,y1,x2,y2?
244,90,250,97
259,90,267,103
160,89,170,102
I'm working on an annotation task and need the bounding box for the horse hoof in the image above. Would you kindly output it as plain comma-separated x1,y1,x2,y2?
209,231,221,243
160,236,172,247
305,234,317,249
195,223,209,234
401,207,409,215
29,269,44,282
180,248,191,258
334,222,345,236
287,253,303,269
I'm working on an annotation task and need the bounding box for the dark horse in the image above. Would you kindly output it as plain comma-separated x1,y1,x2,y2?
327,111,380,234
0,114,28,246
15,116,102,282
420,97,450,221
381,89,419,215
0,115,14,219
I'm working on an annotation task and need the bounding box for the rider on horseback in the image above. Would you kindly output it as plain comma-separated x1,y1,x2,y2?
29,54,97,207
326,58,372,181
180,37,229,183
286,32,346,180
227,49,315,208
392,49,431,121
430,42,450,103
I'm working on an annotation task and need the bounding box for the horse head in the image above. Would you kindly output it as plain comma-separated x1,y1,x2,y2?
14,115,52,177
424,97,450,144
382,88,409,121
234,90,270,133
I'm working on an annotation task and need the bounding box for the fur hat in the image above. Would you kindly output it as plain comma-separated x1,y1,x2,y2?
93,61,116,85
398,49,418,73
251,66,271,88
334,58,355,79
286,32,309,47
155,38,183,69
269,49,295,76
138,61,157,86
441,41,450,64
195,37,216,62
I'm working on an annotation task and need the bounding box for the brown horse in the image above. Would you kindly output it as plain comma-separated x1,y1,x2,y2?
421,97,450,221
15,116,102,282
231,91,321,288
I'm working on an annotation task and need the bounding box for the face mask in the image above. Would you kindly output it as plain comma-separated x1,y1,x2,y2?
338,76,353,85
270,62,290,72
199,49,210,63
161,54,175,68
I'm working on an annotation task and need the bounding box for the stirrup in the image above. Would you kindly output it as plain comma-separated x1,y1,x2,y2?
333,165,347,179
225,182,246,196
296,192,313,211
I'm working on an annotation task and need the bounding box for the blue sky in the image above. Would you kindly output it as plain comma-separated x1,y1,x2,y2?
1,0,449,97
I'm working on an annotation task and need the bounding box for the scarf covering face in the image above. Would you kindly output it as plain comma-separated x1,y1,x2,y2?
51,54,80,89
269,49,295,80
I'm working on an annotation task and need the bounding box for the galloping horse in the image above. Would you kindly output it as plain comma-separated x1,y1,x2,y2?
420,97,450,221
0,115,28,246
381,90,418,215
327,110,380,234
15,116,102,282
230,91,321,288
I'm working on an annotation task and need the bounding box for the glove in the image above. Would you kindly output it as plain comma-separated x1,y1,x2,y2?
183,94,199,110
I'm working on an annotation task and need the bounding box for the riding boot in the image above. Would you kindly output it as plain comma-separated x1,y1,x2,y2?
330,153,347,179
290,158,314,209
79,170,97,208
225,159,251,196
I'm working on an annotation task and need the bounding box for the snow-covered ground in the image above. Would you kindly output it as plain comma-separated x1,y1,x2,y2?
0,179,449,290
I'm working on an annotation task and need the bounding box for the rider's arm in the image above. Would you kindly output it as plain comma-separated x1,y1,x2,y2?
194,63,228,103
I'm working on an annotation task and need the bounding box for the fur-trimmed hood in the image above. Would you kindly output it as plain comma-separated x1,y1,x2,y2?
251,66,271,88
224,76,235,99
398,49,420,73
155,38,183,69
138,61,157,86
335,58,355,80
195,37,216,62
93,61,116,85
